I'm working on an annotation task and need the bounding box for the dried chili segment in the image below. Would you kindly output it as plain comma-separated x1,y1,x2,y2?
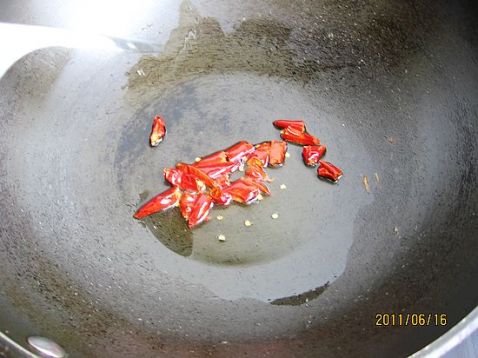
193,151,227,167
179,192,199,220
193,161,240,179
251,142,271,167
133,186,181,219
164,168,205,192
213,174,231,189
188,193,214,228
245,157,270,182
273,119,306,132
176,163,217,188
280,126,320,146
149,115,166,147
317,160,343,183
242,177,271,196
224,141,255,163
163,167,181,185
269,140,287,167
302,145,327,166
222,178,260,205
210,186,233,206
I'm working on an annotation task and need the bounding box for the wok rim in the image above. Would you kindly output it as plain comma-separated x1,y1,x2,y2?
0,306,477,357
411,306,478,357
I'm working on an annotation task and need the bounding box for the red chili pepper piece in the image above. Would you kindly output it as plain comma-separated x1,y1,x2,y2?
302,145,327,166
149,115,166,147
163,167,181,185
241,177,271,196
222,178,260,205
179,192,199,220
214,174,230,189
317,160,343,183
273,119,306,132
210,186,233,206
193,161,240,179
188,193,214,228
224,141,255,163
193,151,227,167
133,186,181,219
245,157,271,182
250,142,271,167
269,140,287,167
280,127,320,146
164,168,205,192
176,163,217,188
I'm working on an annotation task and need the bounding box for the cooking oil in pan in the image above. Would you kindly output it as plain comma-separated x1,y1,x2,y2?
119,72,372,302
111,2,374,301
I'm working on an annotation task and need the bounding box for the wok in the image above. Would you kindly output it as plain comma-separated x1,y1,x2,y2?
0,0,477,356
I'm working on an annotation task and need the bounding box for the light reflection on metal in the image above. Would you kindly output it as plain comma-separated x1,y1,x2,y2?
0,22,161,78
27,336,66,358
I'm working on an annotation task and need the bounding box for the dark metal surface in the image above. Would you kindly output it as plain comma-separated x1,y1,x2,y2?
0,0,477,357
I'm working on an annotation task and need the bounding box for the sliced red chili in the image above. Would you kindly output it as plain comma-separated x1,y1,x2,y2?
280,127,320,146
214,174,230,188
176,163,217,188
241,177,271,196
250,142,271,167
210,186,233,206
224,141,255,163
245,157,270,182
133,186,180,219
269,140,287,167
193,151,227,167
192,161,240,179
163,168,205,192
273,119,306,132
187,193,214,228
163,167,181,185
222,179,260,205
317,160,343,183
179,191,199,220
302,145,327,166
149,115,166,147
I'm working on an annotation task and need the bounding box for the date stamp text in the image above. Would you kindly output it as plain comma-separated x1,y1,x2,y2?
375,313,448,327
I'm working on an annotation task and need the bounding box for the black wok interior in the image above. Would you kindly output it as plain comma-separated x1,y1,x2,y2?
0,0,477,357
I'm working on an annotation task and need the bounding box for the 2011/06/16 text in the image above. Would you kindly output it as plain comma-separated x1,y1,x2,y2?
375,313,447,326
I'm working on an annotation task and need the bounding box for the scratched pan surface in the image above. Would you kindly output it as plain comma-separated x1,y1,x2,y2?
0,0,478,357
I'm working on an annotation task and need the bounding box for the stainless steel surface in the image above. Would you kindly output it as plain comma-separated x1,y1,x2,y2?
0,332,38,358
26,337,65,358
448,330,478,358
0,22,161,77
413,307,478,358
